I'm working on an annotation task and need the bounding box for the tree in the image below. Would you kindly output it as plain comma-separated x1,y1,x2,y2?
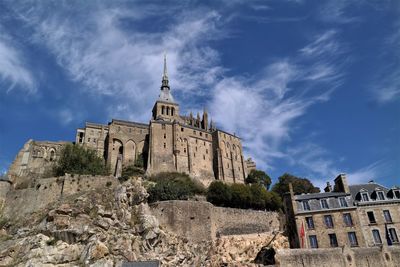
53,144,109,176
245,169,272,190
271,173,320,199
206,181,232,207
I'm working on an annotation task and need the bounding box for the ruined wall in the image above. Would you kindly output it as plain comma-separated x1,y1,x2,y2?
150,200,280,242
1,175,117,219
275,246,400,267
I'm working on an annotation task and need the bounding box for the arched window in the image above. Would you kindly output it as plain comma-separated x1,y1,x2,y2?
166,106,170,115
49,150,55,161
162,106,165,115
171,107,175,116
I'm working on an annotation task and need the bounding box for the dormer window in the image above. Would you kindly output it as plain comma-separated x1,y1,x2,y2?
361,192,369,201
377,191,385,200
394,190,400,199
339,197,348,207
302,201,311,211
321,199,329,209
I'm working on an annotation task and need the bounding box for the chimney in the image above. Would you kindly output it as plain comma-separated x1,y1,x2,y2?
324,182,332,192
334,173,350,193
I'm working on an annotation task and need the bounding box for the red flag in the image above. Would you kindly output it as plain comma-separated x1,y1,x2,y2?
300,221,305,248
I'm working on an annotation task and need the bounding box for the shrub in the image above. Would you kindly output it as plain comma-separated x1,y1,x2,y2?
206,181,232,207
53,144,109,176
147,172,205,203
120,165,145,181
207,181,283,211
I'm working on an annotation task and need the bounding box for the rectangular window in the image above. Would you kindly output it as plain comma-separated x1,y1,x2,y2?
329,233,338,247
184,148,186,153
395,190,400,199
309,235,318,248
348,232,358,247
181,127,184,132
205,134,208,138
163,143,166,149
324,215,334,228
343,213,353,227
321,199,329,209
206,149,208,154
372,229,382,244
389,228,399,243
305,217,314,229
203,155,205,160
302,201,311,211
367,211,376,224
383,210,392,223
339,197,348,207
377,191,385,200
362,193,369,201
193,130,196,135
162,124,166,130
164,133,166,139
200,132,202,136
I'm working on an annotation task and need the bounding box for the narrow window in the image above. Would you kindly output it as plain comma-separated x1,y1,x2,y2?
389,228,399,243
362,192,369,201
377,191,385,200
309,235,318,248
321,199,329,209
171,107,174,116
348,232,359,247
166,106,170,115
184,148,186,153
227,163,230,168
162,106,165,114
181,127,184,132
206,149,208,154
324,215,334,228
343,213,353,227
305,217,314,229
203,141,205,146
164,133,166,139
226,153,228,157
163,143,166,149
372,229,382,244
395,190,400,199
193,130,196,135
205,134,208,138
383,210,392,223
200,132,202,136
203,155,205,160
162,124,166,130
329,234,338,247
367,211,376,224
339,197,348,207
194,153,196,157
302,201,311,211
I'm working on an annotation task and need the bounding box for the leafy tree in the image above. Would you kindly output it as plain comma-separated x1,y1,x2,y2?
245,169,272,190
206,181,232,207
53,144,109,176
230,183,252,209
119,164,145,182
271,173,320,199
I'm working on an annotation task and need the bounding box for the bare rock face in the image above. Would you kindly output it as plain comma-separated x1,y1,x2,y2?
0,177,286,266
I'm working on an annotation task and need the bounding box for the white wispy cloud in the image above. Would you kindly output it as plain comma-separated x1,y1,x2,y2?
318,0,360,24
0,31,36,93
210,29,345,171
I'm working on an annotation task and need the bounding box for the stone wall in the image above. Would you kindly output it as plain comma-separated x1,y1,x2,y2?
150,200,280,242
275,246,400,267
0,181,11,210
1,175,117,219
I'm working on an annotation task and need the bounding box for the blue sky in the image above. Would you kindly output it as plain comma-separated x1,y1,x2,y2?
0,0,399,189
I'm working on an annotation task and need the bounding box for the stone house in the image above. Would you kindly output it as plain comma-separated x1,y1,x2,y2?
284,174,400,249
349,181,400,247
284,174,365,249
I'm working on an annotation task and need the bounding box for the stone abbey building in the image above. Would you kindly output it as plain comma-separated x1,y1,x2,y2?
75,57,252,185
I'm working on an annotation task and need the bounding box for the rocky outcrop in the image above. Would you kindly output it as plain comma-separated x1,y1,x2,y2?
0,177,286,266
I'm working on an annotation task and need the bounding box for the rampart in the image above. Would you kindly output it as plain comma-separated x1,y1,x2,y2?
1,175,118,219
150,200,280,242
275,246,400,267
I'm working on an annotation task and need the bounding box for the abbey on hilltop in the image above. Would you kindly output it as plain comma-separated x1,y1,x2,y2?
73,56,255,185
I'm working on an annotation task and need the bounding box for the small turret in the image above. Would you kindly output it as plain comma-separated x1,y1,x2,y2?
196,112,201,128
202,108,209,130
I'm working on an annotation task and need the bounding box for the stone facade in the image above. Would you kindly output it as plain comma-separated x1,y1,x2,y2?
7,139,67,185
76,57,249,185
349,182,400,247
284,174,400,250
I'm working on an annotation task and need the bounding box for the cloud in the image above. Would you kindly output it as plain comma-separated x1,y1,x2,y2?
318,0,359,24
346,161,389,185
209,29,345,171
0,31,36,93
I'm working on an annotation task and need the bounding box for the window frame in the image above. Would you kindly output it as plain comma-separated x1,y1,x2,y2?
339,197,348,207
305,216,315,230
329,233,338,247
372,229,382,245
367,211,377,224
361,192,369,201
388,228,399,243
343,213,354,227
321,199,329,209
348,232,359,247
383,210,393,223
377,191,385,200
324,215,334,228
302,201,311,211
309,235,318,249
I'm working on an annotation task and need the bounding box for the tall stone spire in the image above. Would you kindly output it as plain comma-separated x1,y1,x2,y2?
158,53,174,102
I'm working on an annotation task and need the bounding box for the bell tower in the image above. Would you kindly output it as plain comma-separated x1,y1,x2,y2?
152,54,180,121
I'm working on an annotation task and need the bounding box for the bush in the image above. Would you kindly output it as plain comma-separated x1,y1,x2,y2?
207,181,232,207
207,181,282,211
119,165,145,181
53,144,109,176
147,172,205,203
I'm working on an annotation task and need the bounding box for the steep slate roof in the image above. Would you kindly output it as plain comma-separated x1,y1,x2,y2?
349,182,389,199
158,88,175,103
294,192,349,201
